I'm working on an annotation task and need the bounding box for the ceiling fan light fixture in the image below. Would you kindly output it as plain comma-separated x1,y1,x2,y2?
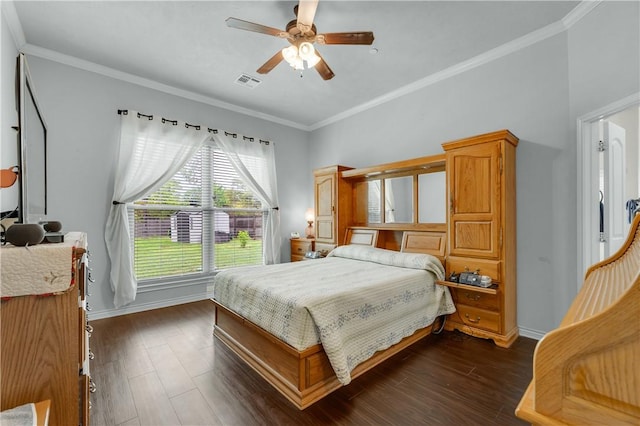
282,45,298,63
283,43,314,70
227,2,375,80
305,52,321,67
292,57,305,70
298,42,315,60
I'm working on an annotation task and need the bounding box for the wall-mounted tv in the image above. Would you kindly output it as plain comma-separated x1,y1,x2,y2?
16,53,47,224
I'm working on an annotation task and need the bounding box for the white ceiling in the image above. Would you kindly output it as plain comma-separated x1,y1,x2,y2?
7,1,581,130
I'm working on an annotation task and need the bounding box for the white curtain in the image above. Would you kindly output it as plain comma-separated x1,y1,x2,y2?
105,112,209,308
213,133,281,264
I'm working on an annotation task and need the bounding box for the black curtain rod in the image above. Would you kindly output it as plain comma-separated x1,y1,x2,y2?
117,109,268,144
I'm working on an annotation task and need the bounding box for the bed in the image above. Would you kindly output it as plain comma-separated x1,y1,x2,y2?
212,229,455,409
515,213,640,425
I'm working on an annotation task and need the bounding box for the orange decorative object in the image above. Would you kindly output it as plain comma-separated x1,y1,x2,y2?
0,167,18,189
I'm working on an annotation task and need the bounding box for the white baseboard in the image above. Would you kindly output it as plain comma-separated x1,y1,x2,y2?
88,292,210,320
90,295,550,343
518,326,546,341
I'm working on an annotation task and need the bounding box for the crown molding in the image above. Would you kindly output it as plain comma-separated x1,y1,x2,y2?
309,1,597,131
7,1,600,133
562,0,602,29
1,0,26,49
21,44,309,131
4,0,309,130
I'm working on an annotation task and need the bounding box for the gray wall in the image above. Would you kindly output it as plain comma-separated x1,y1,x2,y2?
310,1,639,336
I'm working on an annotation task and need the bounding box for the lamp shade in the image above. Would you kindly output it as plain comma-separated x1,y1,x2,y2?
305,208,315,222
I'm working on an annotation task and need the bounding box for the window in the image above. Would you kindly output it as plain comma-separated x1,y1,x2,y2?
131,145,266,281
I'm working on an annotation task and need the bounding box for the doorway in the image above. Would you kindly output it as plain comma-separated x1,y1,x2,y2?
578,93,640,289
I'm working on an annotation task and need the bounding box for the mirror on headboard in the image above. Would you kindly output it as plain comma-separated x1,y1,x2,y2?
384,175,413,223
366,180,382,223
417,171,446,223
346,154,446,227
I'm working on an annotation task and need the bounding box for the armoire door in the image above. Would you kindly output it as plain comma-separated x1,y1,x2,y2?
315,173,335,243
447,141,501,259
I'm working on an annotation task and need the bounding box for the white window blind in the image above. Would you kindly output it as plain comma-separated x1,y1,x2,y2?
131,145,265,281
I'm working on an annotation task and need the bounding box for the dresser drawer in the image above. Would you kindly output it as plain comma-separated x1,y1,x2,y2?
456,305,500,333
291,239,313,254
450,288,499,311
446,257,501,282
291,238,315,262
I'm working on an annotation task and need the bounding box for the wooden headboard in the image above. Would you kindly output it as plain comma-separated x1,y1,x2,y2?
344,228,379,247
401,231,446,263
344,227,446,264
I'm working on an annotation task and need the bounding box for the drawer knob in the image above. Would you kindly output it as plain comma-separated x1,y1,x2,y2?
465,313,481,323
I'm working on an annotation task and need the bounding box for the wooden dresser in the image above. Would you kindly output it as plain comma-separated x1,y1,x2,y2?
1,232,91,425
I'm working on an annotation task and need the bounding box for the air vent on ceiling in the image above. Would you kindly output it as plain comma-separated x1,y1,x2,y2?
235,74,262,89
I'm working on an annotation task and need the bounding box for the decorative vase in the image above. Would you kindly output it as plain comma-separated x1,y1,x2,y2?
5,223,45,246
43,221,62,232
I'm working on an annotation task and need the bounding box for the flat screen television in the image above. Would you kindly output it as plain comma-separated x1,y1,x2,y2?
16,53,47,224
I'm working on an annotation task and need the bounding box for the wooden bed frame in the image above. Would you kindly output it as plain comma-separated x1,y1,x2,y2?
515,213,640,425
213,228,447,409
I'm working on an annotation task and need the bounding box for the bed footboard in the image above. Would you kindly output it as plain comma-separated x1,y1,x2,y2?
213,300,433,409
516,215,640,425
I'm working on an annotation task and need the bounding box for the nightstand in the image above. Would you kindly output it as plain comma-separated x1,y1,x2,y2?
290,238,314,262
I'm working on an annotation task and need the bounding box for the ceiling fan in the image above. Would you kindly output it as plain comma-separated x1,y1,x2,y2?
226,0,375,80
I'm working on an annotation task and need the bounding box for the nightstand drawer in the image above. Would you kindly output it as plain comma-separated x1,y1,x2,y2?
450,288,499,310
291,239,313,254
456,305,500,333
290,238,315,262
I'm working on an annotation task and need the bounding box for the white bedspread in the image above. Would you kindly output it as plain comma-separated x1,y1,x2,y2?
214,245,455,385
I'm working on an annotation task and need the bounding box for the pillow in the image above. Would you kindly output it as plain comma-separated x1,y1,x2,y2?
328,245,444,279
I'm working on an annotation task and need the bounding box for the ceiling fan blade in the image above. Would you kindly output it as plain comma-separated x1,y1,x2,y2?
318,32,375,45
257,51,284,74
296,0,319,34
225,17,286,37
313,49,335,80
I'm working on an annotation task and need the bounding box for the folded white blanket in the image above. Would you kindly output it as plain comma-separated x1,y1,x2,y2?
1,232,85,298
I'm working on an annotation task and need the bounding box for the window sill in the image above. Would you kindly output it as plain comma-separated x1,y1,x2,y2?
137,273,216,294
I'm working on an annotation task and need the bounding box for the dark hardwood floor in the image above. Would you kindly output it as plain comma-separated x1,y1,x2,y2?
89,300,536,426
